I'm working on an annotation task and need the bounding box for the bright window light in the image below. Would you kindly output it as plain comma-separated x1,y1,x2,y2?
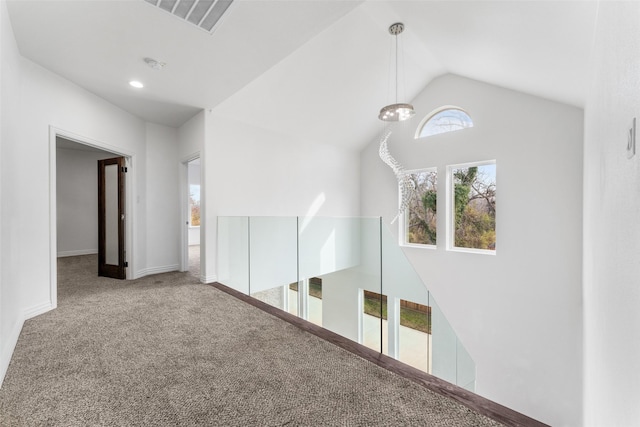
416,106,473,138
448,161,496,253
402,168,438,247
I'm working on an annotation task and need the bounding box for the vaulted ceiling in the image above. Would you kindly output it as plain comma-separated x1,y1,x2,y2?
6,0,598,151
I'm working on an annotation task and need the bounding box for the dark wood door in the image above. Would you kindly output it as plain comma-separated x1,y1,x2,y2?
98,157,126,279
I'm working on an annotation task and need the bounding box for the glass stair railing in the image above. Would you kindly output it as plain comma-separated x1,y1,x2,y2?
217,216,475,391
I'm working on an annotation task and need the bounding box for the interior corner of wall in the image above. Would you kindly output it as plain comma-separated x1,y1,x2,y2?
201,274,217,284
23,301,54,320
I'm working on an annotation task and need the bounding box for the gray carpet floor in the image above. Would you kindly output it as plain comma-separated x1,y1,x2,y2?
0,254,503,426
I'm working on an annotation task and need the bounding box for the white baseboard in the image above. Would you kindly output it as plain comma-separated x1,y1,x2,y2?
202,274,217,284
24,301,54,320
1,300,56,387
136,264,180,278
0,316,24,388
57,249,98,258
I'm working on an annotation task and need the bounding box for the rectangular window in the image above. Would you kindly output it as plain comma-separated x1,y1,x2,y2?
189,184,200,226
402,168,437,247
449,161,496,252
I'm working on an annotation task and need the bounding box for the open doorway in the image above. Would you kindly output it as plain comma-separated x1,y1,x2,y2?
50,128,135,309
56,137,128,274
185,157,201,279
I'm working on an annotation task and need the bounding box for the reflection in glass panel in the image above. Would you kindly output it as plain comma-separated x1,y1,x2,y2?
285,278,322,324
104,164,118,265
249,217,298,311
307,277,323,326
431,298,457,385
298,217,361,279
456,339,476,392
361,290,387,354
252,286,287,311
288,282,299,316
299,217,381,347
398,298,432,373
217,216,249,294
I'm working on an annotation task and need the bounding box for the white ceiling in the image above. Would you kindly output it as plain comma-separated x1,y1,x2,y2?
7,0,598,151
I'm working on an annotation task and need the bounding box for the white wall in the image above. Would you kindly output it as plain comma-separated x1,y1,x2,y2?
144,123,180,275
188,161,200,187
360,74,583,426
178,111,204,160
0,0,183,385
321,268,364,342
15,56,148,311
206,114,360,218
0,0,10,387
1,0,26,385
202,113,361,283
188,227,200,246
583,2,640,425
248,217,298,293
56,145,114,257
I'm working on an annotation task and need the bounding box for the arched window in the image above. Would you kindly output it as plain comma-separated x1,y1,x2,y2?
415,106,473,139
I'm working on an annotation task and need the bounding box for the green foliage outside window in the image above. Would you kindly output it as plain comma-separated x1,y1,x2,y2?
190,193,200,226
452,164,496,250
405,170,438,245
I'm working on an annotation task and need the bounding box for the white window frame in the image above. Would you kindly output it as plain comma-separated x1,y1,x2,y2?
446,160,496,255
414,105,474,139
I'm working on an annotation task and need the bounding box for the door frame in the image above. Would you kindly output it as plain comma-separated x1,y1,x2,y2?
49,126,136,308
180,152,201,277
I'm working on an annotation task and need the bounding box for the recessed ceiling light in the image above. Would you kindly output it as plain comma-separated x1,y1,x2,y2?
129,80,144,88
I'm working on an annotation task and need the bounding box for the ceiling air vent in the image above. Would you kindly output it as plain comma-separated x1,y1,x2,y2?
144,0,234,34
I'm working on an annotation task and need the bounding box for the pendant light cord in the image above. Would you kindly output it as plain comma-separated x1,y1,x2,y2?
395,33,398,104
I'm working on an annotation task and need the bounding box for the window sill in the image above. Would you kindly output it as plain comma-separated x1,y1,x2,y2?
447,247,496,256
400,243,437,250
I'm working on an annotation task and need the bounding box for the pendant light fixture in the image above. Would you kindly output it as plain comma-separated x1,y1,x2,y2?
379,22,415,122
